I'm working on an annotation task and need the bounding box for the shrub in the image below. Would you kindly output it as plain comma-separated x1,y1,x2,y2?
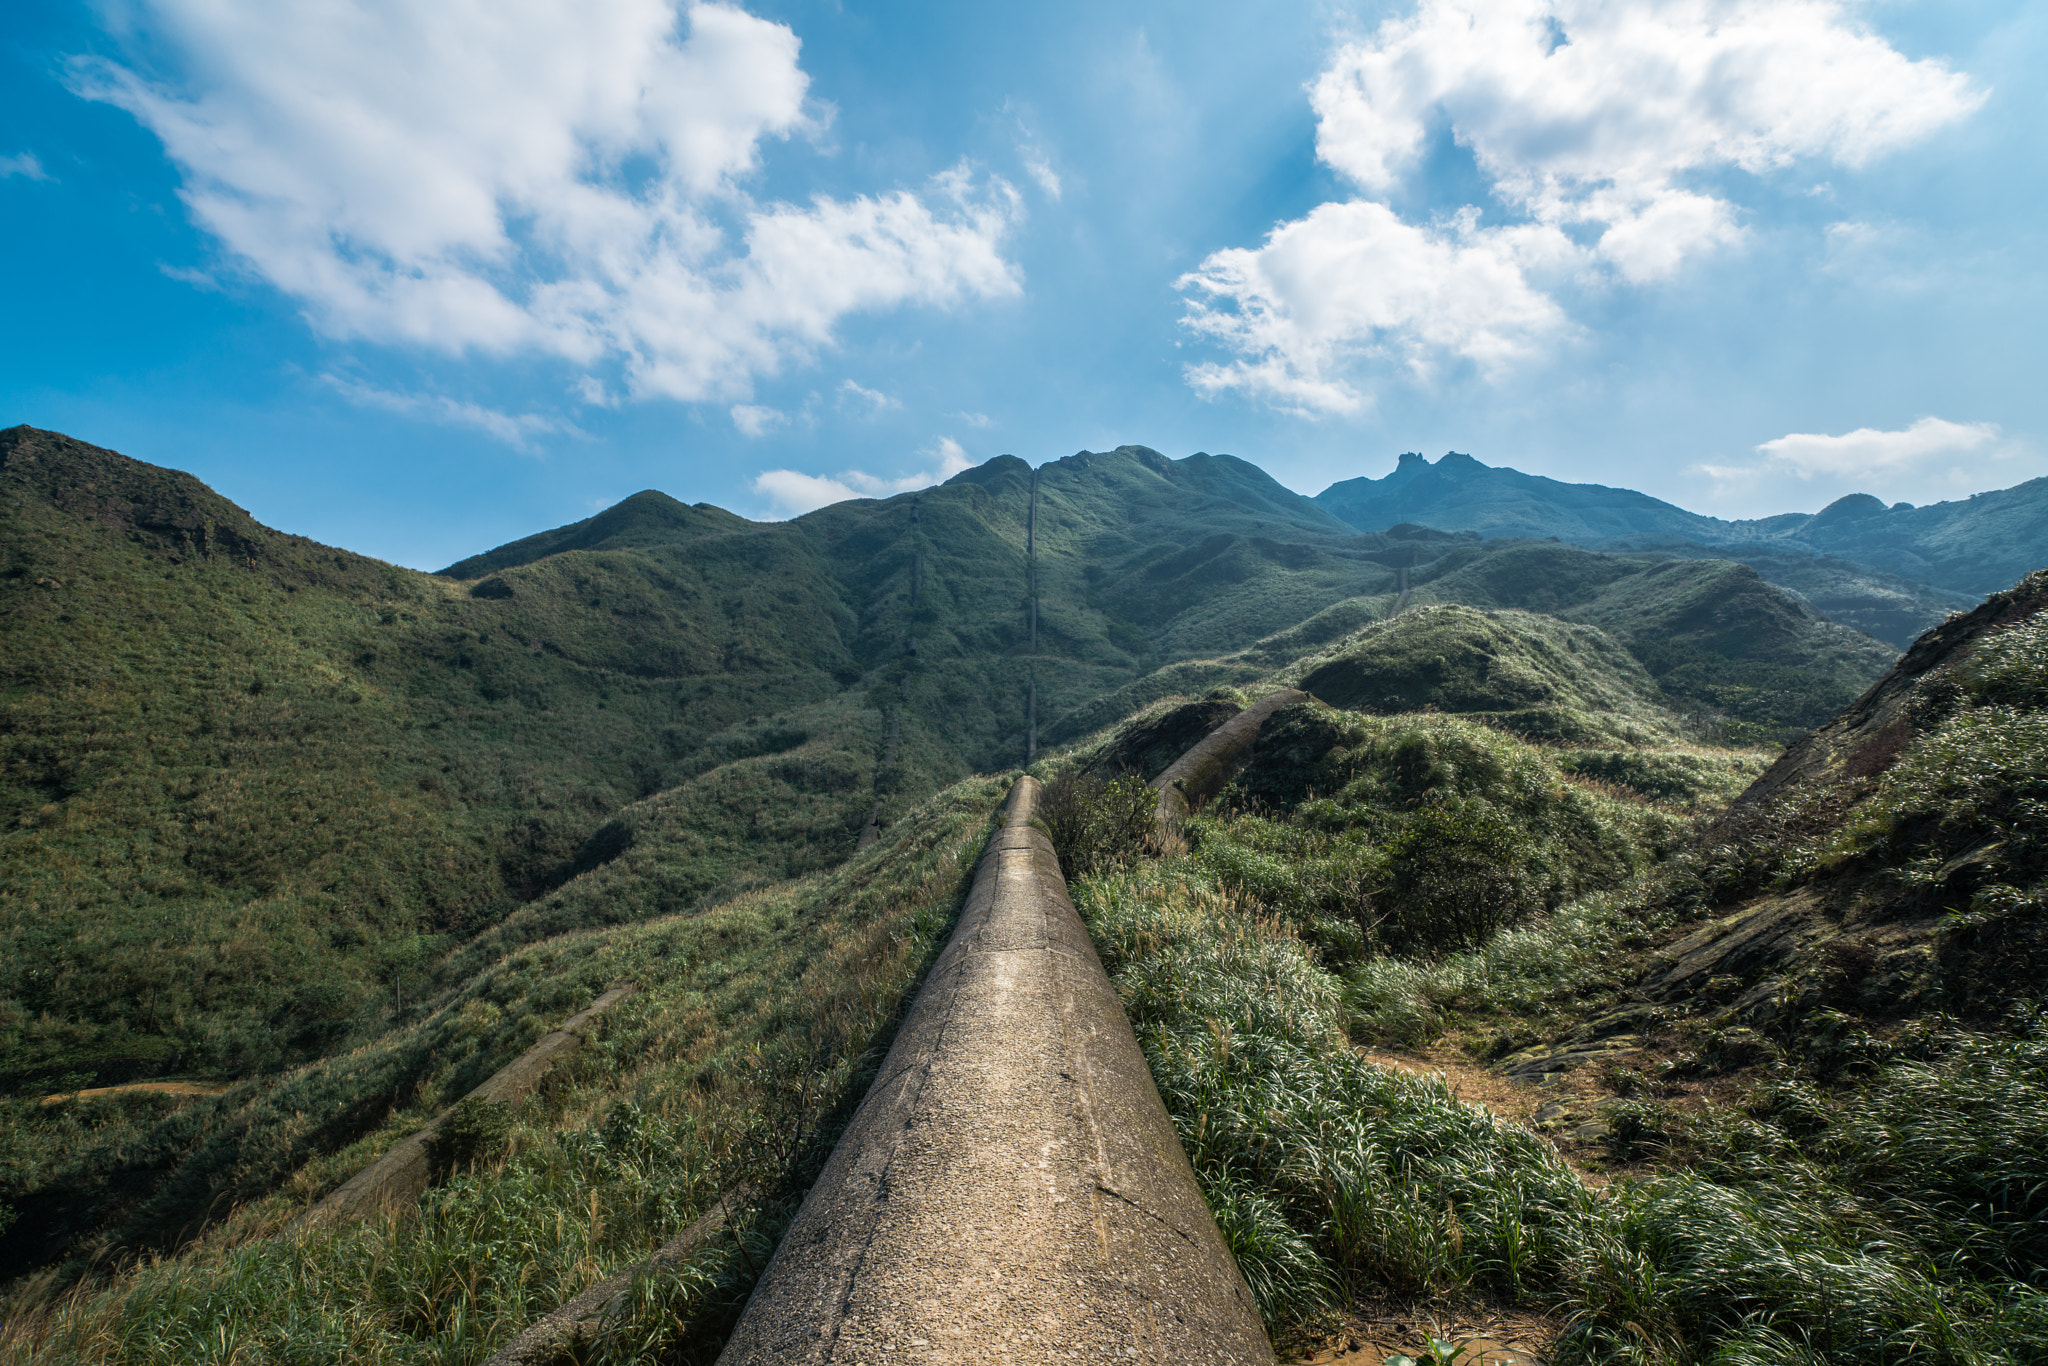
426,1097,513,1176
1036,772,1156,881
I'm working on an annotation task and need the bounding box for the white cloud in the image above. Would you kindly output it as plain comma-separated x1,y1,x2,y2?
0,152,50,181
75,1,1021,404
752,436,977,517
730,403,786,437
837,379,899,413
1687,416,2035,514
752,469,860,515
1021,145,1062,201
1184,0,1984,412
952,410,992,428
1757,416,2001,478
1181,202,1575,414
324,375,584,450
158,262,222,291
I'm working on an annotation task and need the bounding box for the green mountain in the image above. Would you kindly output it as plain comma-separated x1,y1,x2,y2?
1313,450,2042,645
0,424,1912,1298
16,423,2048,1365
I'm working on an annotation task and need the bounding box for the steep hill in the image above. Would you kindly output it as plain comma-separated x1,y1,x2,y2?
1314,451,2032,645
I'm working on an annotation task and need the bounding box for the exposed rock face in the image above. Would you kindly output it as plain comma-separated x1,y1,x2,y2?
1639,569,2048,1024
1734,569,2048,812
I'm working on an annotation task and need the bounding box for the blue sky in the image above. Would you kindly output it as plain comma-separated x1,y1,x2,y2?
3,0,2043,569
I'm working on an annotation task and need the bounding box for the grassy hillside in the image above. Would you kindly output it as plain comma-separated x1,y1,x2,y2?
0,427,889,1097
1053,541,1897,749
1030,577,2048,1362
2,774,1008,1360
2,455,2025,1364
0,425,1909,1305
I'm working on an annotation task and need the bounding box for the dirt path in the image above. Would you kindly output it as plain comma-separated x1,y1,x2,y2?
40,1080,231,1106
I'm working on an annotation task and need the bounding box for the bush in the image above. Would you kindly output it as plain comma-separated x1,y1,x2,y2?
1036,773,1156,881
426,1098,512,1176
1378,796,1543,956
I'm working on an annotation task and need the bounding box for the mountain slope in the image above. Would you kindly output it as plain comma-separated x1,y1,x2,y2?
1313,450,2035,645
439,490,753,579
0,428,1897,1104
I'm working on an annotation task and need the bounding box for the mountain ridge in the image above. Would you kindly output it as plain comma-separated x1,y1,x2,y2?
1313,450,2046,640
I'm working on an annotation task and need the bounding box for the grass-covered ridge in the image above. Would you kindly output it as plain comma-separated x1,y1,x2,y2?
2,774,1006,1362
2,424,1905,1298
1034,572,2048,1361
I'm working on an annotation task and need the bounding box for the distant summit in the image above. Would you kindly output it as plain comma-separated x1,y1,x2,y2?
1318,451,1726,544
1314,451,2048,645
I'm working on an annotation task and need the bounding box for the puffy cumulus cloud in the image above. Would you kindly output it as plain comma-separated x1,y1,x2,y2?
1182,202,1575,414
752,437,976,518
1184,0,1983,412
1757,417,2002,479
75,1,1020,404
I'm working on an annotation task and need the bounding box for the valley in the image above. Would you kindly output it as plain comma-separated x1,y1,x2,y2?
2,425,2044,1365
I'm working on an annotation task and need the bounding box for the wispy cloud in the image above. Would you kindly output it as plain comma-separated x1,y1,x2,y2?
158,262,222,291
951,410,992,428
730,403,787,437
752,436,976,517
836,379,899,414
324,375,584,451
0,152,50,181
1020,144,1061,200
1757,416,2001,479
1688,415,2033,514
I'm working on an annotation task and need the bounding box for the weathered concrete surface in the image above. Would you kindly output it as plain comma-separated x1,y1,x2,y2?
1151,688,1306,852
293,984,636,1232
717,777,1274,1366
484,1186,754,1366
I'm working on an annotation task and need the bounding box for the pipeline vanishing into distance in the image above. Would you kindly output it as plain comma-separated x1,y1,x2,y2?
716,775,1276,1365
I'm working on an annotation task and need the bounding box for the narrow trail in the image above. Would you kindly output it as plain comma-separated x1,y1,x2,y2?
38,1080,230,1106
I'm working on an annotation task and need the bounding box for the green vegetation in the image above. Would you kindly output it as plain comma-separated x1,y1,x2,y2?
1280,606,1671,744
1073,778,2048,1359
1312,446,2042,639
2,424,1919,1323
1020,571,2045,1360
1,775,1005,1363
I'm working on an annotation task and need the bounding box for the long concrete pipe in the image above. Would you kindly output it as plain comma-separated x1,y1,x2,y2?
1151,689,1305,853
717,776,1274,1365
293,984,636,1232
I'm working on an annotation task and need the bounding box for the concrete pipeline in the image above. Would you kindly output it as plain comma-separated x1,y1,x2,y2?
716,777,1274,1365
293,983,636,1232
1151,689,1306,853
483,1185,755,1366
